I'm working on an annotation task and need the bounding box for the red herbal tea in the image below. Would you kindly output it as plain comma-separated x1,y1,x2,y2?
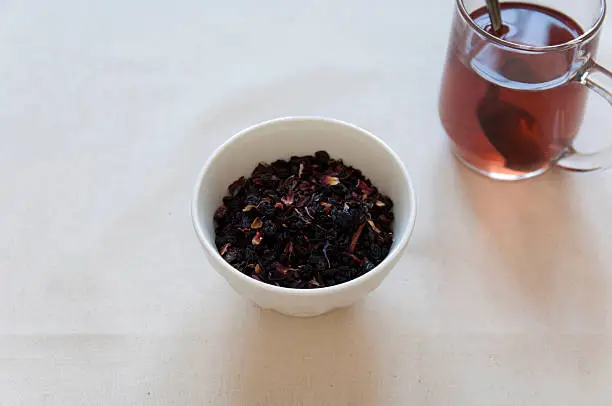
439,2,592,178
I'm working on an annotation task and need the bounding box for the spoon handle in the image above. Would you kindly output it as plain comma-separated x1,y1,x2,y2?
485,0,503,33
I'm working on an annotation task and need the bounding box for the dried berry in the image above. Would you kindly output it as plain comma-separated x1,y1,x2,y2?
213,151,394,289
315,150,330,163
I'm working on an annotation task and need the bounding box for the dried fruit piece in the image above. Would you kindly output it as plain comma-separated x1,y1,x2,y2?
252,232,263,245
251,217,263,229
243,205,257,212
375,200,386,207
322,176,340,186
357,179,374,195
281,189,294,206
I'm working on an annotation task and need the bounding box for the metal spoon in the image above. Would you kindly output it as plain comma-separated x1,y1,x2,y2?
485,0,503,34
477,85,546,172
476,1,548,172
477,59,547,172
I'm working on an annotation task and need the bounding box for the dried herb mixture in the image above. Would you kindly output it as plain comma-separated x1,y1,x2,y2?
213,151,394,289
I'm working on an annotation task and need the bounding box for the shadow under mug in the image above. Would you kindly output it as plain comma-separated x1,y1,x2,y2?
439,0,612,181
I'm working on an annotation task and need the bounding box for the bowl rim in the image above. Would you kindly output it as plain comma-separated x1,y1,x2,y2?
191,116,417,296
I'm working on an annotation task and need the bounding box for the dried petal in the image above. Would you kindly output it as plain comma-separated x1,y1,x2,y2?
243,205,257,212
256,198,272,207
375,200,386,207
252,232,263,245
295,196,310,208
320,202,332,209
298,163,304,178
281,190,294,205
344,252,363,264
284,175,296,187
322,176,340,186
357,179,374,195
299,182,313,191
322,240,331,268
251,217,263,229
304,207,314,219
275,262,293,275
255,264,263,274
294,209,311,224
219,243,230,256
274,202,285,209
367,220,381,233
350,222,366,253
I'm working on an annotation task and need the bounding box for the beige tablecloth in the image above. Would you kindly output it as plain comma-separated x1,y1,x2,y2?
2,0,612,404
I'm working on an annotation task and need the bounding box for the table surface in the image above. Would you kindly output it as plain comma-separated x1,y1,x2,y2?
2,0,612,404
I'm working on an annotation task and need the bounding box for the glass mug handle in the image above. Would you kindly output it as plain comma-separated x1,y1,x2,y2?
557,61,612,172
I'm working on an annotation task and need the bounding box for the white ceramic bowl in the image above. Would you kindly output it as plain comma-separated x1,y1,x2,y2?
192,117,416,317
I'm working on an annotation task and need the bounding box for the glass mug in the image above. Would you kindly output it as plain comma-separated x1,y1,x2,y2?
439,0,612,180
